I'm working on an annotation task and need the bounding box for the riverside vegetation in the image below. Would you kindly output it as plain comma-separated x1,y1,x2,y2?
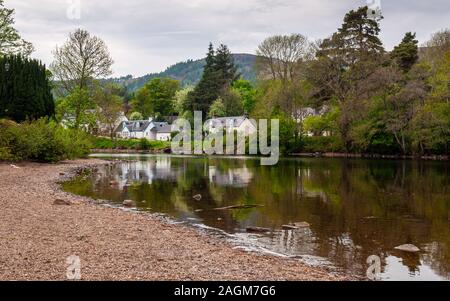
1,2,449,161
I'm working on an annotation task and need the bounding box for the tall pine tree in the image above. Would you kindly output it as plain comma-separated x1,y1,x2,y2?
185,43,238,115
318,6,384,66
391,32,419,73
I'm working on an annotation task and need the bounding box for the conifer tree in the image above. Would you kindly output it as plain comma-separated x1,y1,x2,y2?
318,6,384,66
391,32,419,73
185,43,238,115
0,55,54,122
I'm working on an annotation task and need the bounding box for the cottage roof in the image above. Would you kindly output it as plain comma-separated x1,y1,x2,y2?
115,120,168,133
151,123,172,134
206,116,251,128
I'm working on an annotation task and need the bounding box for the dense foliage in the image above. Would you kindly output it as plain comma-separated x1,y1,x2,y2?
0,119,92,162
0,55,54,122
131,78,179,119
251,6,450,156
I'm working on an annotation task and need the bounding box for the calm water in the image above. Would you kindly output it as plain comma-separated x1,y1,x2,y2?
63,154,450,280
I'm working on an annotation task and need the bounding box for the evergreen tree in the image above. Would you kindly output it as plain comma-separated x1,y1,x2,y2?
215,44,239,87
318,6,384,66
0,55,54,122
391,32,419,73
186,43,238,115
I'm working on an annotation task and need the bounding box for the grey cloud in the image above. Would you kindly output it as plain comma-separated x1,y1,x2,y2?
6,0,450,77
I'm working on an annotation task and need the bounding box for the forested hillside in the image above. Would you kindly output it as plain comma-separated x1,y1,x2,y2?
110,53,257,92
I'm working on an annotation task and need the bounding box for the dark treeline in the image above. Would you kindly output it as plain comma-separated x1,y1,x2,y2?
0,55,54,122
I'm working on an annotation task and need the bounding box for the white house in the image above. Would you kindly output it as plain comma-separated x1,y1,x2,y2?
115,119,173,141
155,124,173,141
204,116,257,135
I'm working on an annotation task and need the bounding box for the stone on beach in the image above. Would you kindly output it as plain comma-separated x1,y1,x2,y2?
292,222,310,228
53,199,71,206
123,200,135,208
394,244,421,253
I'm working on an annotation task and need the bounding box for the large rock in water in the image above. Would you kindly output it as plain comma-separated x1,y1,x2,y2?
395,244,421,253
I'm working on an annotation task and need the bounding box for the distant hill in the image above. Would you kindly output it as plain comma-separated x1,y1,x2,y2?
110,53,257,93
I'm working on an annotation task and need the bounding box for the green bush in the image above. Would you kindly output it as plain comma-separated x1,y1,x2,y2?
301,136,345,153
0,119,92,163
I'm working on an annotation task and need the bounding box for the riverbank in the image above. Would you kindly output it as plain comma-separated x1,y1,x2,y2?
0,160,346,280
291,152,449,161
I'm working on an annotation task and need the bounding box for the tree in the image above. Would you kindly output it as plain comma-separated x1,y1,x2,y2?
131,77,180,118
0,55,54,122
56,88,94,130
173,86,194,115
51,28,113,117
318,6,384,66
186,43,239,115
0,0,33,56
391,32,419,73
232,79,256,113
411,102,450,154
256,34,312,82
93,84,124,139
129,112,143,121
308,6,385,150
384,80,427,154
214,44,239,87
221,88,244,116
208,98,226,118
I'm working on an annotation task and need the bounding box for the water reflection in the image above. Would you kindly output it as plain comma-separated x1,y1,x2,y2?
64,155,450,280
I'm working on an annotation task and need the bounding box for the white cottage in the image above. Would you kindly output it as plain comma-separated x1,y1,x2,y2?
115,119,172,141
204,116,257,135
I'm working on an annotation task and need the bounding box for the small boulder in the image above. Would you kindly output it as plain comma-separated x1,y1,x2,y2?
53,199,71,206
59,172,66,176
193,194,202,201
282,225,299,230
292,222,310,228
123,200,135,208
395,244,421,253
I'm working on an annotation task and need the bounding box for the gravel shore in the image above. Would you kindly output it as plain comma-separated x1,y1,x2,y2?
0,159,346,280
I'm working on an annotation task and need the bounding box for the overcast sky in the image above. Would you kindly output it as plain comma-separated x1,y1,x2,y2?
6,0,450,77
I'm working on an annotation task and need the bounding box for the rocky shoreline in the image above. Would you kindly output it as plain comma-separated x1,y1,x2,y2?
0,159,348,281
